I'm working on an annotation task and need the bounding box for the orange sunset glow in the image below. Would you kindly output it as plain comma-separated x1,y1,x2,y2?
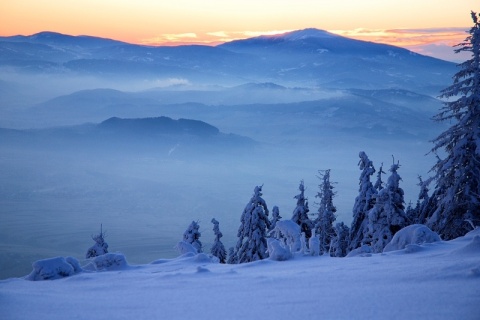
0,1,478,60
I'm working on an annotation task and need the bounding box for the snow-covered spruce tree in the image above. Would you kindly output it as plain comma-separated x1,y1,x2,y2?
211,218,227,263
86,224,108,259
183,221,202,253
427,11,480,239
314,169,337,255
413,175,431,224
349,151,377,252
269,205,282,232
330,222,350,257
374,163,386,192
291,180,314,241
406,201,417,224
367,161,409,253
227,247,237,264
234,185,270,263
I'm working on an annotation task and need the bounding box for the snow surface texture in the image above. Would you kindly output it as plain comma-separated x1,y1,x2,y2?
2,227,479,319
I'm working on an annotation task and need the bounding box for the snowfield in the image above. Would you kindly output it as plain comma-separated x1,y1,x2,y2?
1,228,479,320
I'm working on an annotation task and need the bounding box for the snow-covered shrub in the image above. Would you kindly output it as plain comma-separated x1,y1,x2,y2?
269,205,282,232
267,238,292,261
346,244,372,257
25,256,82,281
183,221,202,253
300,232,307,253
309,229,320,256
175,241,198,255
383,224,441,252
86,225,108,259
273,220,302,253
86,253,128,271
194,253,219,263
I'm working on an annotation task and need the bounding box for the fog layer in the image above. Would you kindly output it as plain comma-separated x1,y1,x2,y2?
0,29,453,279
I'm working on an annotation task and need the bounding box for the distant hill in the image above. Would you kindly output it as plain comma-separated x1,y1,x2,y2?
98,116,220,136
0,116,255,157
15,83,445,147
0,31,126,48
0,29,456,92
218,28,455,93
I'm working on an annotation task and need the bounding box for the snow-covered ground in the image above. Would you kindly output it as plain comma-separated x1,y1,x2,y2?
1,228,479,320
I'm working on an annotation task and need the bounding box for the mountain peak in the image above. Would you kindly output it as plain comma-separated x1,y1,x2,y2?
29,31,68,39
10,31,126,48
280,28,338,41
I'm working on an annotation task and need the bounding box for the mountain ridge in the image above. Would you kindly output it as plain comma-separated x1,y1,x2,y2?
0,29,455,92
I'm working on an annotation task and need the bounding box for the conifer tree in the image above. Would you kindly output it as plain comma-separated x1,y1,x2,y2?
330,222,350,257
86,224,108,258
367,160,409,253
406,201,417,224
349,151,377,251
414,175,431,224
227,247,237,264
315,170,337,254
234,185,270,263
269,205,282,232
291,180,314,241
427,11,480,239
183,221,202,253
211,218,227,263
374,163,386,192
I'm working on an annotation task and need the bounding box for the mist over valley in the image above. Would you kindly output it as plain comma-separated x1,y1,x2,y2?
0,29,454,279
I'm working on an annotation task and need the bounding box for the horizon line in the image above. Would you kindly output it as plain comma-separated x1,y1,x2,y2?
0,27,470,62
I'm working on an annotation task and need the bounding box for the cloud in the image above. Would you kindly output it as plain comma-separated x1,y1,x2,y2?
328,27,470,62
406,43,471,63
141,30,293,46
330,27,468,47
242,30,293,37
205,30,293,43
140,33,198,45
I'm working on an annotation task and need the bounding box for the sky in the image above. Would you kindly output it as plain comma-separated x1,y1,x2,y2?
0,1,478,61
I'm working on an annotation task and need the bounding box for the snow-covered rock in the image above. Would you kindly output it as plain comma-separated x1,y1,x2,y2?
383,224,441,252
25,256,82,281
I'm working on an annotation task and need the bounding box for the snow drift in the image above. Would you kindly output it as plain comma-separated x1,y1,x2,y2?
383,224,441,252
2,228,478,319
